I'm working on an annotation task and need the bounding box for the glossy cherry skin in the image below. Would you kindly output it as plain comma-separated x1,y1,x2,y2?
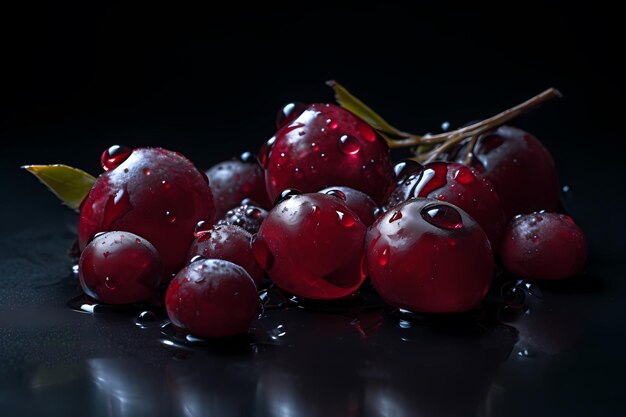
79,231,163,304
366,198,493,313
79,147,215,276
188,224,263,287
260,103,395,205
500,212,587,279
165,259,259,338
447,126,559,219
252,193,367,299
385,161,506,247
216,201,268,234
206,153,271,219
319,186,379,226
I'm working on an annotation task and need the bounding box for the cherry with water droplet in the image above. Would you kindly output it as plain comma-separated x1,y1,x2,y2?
165,259,259,338
79,231,163,304
252,193,367,299
366,198,493,313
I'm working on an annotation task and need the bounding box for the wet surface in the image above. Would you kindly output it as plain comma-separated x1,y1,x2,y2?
1,223,625,417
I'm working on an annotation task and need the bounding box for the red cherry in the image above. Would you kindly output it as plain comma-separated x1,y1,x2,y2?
165,259,259,338
366,198,493,313
79,231,163,304
261,103,394,205
79,147,215,276
448,126,560,219
500,212,587,279
206,153,271,218
252,193,367,299
319,186,379,226
188,224,263,287
385,161,506,247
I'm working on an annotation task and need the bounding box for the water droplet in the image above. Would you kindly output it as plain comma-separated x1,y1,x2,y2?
135,238,142,244
104,276,116,290
338,134,361,155
358,123,376,142
562,185,570,193
441,121,450,131
378,246,390,266
251,235,274,270
143,167,151,176
189,255,206,264
420,204,463,230
310,205,320,215
389,211,402,223
165,211,176,223
294,167,303,179
298,130,306,136
162,180,171,190
100,145,132,171
137,311,156,322
194,220,211,238
393,160,423,178
325,189,346,200
276,102,306,129
269,324,287,340
103,251,110,258
311,142,320,151
274,189,301,206
453,166,475,184
71,264,79,276
239,151,257,164
326,119,339,130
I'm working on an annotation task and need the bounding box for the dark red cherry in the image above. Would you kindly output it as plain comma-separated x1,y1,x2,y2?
366,198,493,313
188,224,263,287
319,186,379,226
165,259,259,338
261,103,395,205
79,231,163,304
276,102,307,129
500,212,587,279
385,161,506,247
79,147,215,276
447,126,560,219
100,145,132,171
252,193,367,299
216,202,269,235
206,153,271,218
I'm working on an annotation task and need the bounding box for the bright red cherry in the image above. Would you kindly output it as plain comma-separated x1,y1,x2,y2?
252,192,367,299
79,147,215,276
188,224,263,287
206,152,271,219
319,186,379,226
165,259,259,338
366,198,493,313
385,161,506,247
79,231,163,304
500,212,587,279
447,126,560,219
260,103,395,205
216,200,268,234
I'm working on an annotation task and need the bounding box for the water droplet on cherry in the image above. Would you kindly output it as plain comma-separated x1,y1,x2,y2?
143,167,152,176
137,310,156,322
165,211,176,223
338,134,361,155
162,180,171,190
274,189,301,206
189,255,207,264
379,246,390,266
258,136,276,168
104,276,116,290
453,166,475,184
358,123,376,142
100,145,132,171
336,210,355,227
420,204,463,230
324,189,347,201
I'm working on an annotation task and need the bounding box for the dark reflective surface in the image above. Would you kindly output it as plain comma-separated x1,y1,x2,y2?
1,224,624,416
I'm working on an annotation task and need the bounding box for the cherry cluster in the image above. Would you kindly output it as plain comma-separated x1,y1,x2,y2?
73,87,587,338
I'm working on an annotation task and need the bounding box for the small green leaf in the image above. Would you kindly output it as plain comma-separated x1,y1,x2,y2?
23,164,96,210
326,80,404,136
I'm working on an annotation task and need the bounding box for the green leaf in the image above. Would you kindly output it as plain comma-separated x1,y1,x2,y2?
23,164,96,210
326,80,404,136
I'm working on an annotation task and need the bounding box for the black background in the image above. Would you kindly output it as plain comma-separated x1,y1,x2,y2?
1,3,625,416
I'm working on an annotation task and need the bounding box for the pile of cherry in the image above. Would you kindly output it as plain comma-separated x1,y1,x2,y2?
47,88,587,338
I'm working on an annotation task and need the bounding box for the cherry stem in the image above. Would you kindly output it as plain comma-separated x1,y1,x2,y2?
462,135,480,165
386,88,562,149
